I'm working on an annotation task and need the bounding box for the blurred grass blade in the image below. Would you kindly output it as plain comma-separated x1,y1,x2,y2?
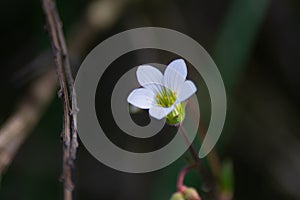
219,160,234,195
214,0,271,90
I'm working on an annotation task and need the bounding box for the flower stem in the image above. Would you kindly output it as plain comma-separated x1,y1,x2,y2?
177,164,196,191
179,125,213,190
179,125,199,162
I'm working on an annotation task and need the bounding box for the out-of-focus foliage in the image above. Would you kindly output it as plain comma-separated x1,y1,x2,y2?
219,160,234,195
0,0,300,200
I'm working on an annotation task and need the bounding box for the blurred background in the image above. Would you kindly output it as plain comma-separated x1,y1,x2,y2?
0,0,300,199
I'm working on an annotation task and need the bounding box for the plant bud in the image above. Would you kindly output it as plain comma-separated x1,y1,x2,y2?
183,187,201,200
170,192,185,200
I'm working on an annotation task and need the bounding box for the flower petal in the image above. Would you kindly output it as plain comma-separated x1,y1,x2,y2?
164,59,187,92
141,83,164,96
149,105,174,120
137,65,163,89
177,80,197,102
167,59,187,78
127,88,155,109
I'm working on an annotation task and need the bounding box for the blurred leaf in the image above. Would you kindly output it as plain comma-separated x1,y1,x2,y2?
213,0,271,154
219,160,234,194
151,0,271,199
214,0,271,91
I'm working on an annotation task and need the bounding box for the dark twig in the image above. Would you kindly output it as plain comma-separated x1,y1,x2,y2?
51,7,78,161
42,0,78,199
0,0,128,191
0,71,57,173
198,121,221,180
52,5,79,161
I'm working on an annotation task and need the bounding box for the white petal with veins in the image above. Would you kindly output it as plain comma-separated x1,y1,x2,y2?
127,88,155,109
177,80,197,102
137,65,163,89
149,104,174,120
164,59,187,92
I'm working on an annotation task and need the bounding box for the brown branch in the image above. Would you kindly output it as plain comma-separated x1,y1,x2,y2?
0,71,57,173
198,121,221,181
0,0,130,196
42,0,78,199
51,4,79,162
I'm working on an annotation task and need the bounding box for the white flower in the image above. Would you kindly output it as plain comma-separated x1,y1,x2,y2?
127,59,197,125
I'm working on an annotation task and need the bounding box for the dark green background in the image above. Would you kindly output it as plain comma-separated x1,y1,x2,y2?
0,0,300,199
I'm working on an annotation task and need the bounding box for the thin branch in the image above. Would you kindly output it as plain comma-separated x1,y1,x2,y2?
0,0,129,180
198,121,221,180
0,71,57,173
42,0,77,199
51,0,79,162
0,0,130,196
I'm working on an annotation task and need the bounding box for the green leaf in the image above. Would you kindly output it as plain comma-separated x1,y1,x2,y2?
214,0,271,91
219,160,234,194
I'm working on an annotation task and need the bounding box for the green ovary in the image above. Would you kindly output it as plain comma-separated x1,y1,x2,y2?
155,87,185,125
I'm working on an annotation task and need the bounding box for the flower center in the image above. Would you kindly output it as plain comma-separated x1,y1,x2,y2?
155,87,185,125
155,87,177,108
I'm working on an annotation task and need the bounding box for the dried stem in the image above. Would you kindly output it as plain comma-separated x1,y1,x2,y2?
42,0,78,199
198,121,221,179
52,6,79,161
0,0,129,196
0,71,57,173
